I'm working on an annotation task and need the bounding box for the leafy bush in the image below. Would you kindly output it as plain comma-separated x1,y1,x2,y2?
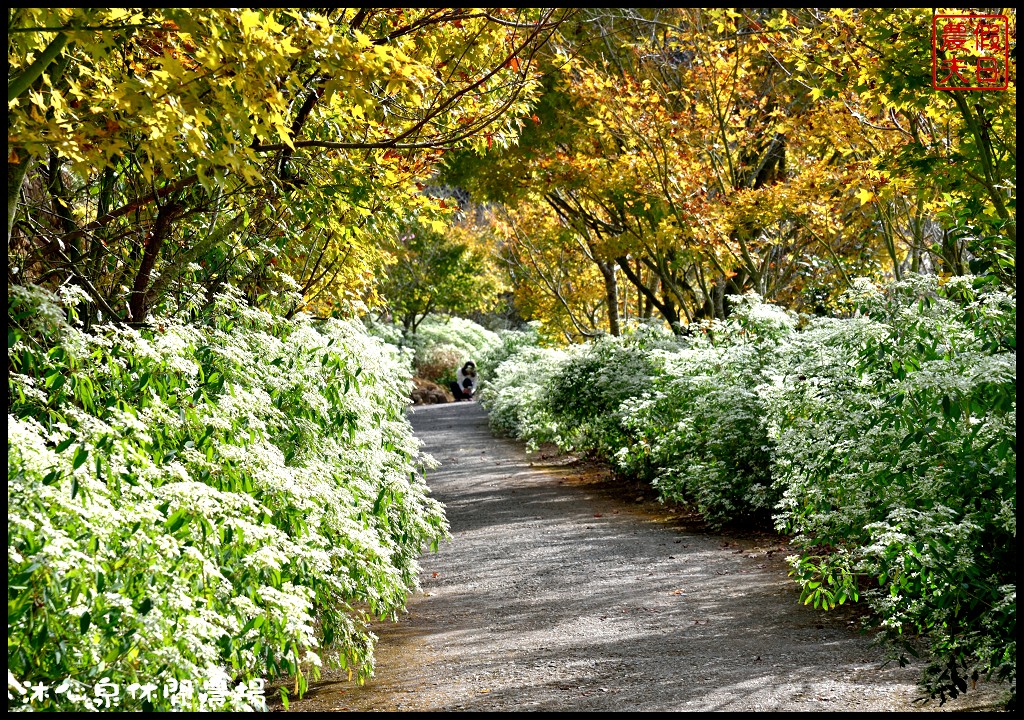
475,323,542,380
412,315,502,370
479,346,568,446
618,317,685,351
7,285,448,710
772,276,1015,705
615,296,795,527
414,344,465,385
479,278,1015,706
367,314,502,387
545,337,661,456
616,345,778,528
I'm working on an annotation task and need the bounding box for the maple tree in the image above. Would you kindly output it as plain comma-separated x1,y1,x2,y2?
8,7,574,321
377,213,503,333
763,8,1015,282
495,201,612,341
444,8,1014,342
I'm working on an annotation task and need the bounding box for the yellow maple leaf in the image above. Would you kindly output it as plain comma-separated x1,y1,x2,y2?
239,9,261,35
855,188,875,205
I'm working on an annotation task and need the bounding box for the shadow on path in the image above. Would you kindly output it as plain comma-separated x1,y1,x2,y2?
280,402,1008,712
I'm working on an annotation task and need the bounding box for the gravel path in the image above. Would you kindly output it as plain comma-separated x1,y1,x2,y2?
281,402,1008,712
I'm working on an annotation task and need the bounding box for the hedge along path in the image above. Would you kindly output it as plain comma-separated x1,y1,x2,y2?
279,402,1006,712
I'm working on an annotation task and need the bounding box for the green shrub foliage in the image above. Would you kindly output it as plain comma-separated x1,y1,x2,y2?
367,314,504,386
7,285,448,710
481,277,1015,706
474,323,542,381
773,277,1015,705
410,316,502,379
481,346,567,445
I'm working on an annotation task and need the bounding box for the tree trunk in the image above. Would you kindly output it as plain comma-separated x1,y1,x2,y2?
7,153,32,245
642,265,654,318
128,202,179,321
616,256,680,331
713,275,726,320
597,259,620,336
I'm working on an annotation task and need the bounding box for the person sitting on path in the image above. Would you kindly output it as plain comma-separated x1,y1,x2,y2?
450,360,477,401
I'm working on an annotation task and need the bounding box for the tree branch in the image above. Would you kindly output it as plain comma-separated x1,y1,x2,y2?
8,32,69,102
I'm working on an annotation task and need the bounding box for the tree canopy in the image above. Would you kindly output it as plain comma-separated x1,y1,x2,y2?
8,7,573,322
9,8,1015,338
443,8,1015,339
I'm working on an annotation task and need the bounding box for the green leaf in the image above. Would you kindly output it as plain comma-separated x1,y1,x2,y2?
45,369,66,389
80,610,91,634
238,617,259,636
373,486,389,515
72,445,89,470
9,562,42,587
8,596,33,623
166,509,190,533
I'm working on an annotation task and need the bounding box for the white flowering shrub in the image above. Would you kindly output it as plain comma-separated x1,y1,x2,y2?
478,346,568,447
618,317,684,351
724,291,797,340
365,315,503,387
479,280,1014,706
617,352,777,528
475,323,543,380
362,316,406,348
772,276,1015,705
544,337,662,456
411,316,502,376
8,285,448,711
614,296,797,527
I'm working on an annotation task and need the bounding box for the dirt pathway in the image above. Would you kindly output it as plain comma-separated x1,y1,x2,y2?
281,402,1006,712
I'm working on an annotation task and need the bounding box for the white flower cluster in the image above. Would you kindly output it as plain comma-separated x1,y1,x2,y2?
480,276,1015,696
8,286,449,711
